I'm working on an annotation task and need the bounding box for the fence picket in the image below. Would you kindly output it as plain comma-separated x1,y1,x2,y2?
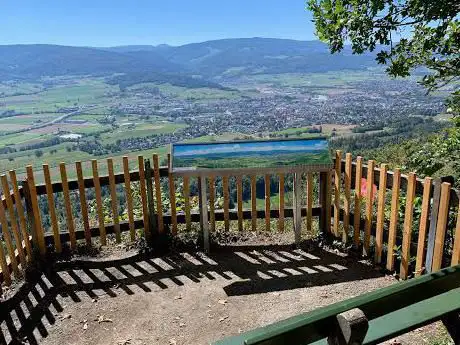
76,162,91,245
137,156,150,239
9,170,32,261
0,228,11,285
0,200,19,276
107,158,121,242
265,174,271,231
153,154,164,233
364,160,375,256
42,165,61,253
60,163,76,249
167,154,177,236
209,176,216,233
123,157,136,241
251,175,257,231
237,175,243,231
333,150,342,237
26,165,45,255
400,172,417,279
452,205,460,266
184,175,192,231
353,156,363,246
278,174,285,232
432,182,451,272
386,168,401,271
91,160,106,245
306,172,313,235
375,164,388,264
415,177,433,276
343,154,352,243
1,175,26,266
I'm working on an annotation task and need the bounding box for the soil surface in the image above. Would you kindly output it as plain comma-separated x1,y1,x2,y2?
0,240,451,345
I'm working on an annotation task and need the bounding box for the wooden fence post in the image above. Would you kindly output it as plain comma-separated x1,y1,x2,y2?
425,178,442,273
431,182,451,272
107,158,121,243
343,154,352,244
353,157,363,247
333,150,342,238
25,166,45,255
363,160,375,257
374,164,387,264
400,172,417,279
144,159,157,240
415,177,433,276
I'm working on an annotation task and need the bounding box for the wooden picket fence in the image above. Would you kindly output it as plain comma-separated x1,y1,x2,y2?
0,151,459,291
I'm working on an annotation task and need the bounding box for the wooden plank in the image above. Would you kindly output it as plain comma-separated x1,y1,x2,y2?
237,175,243,231
293,173,302,243
343,153,352,244
137,156,151,240
26,165,45,255
42,165,61,253
333,150,342,237
386,168,401,271
209,176,216,233
451,203,460,266
432,182,451,272
200,176,210,253
363,160,375,256
91,160,106,246
415,177,433,276
153,154,164,233
0,224,11,285
76,162,91,245
374,164,388,264
306,172,313,235
107,158,121,242
145,159,157,237
425,179,442,273
184,175,192,231
278,174,285,232
123,156,135,241
265,174,271,231
1,175,26,266
325,170,332,234
167,154,178,236
0,194,20,276
9,170,32,261
251,175,257,231
400,172,417,280
353,156,363,246
60,163,76,249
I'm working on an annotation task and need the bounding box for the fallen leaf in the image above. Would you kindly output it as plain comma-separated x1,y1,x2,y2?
83,323,88,330
218,299,227,305
169,339,177,345
219,316,229,322
174,295,183,300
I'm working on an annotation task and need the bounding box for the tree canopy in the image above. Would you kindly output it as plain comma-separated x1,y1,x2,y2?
307,0,460,112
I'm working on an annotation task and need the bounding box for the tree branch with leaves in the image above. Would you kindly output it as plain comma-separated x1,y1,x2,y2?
307,0,460,113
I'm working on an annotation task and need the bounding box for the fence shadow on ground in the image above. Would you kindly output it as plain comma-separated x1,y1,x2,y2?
0,244,384,345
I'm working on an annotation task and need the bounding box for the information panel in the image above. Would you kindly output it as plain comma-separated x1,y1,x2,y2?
170,137,333,175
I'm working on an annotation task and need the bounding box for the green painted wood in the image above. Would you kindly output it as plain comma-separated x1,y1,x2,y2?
213,265,460,345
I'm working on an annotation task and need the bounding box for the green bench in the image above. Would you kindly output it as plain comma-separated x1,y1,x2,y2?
214,265,460,345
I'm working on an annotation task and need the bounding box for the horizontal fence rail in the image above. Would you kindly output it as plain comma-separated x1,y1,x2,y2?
0,151,459,289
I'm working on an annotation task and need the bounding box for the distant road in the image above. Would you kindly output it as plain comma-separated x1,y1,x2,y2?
0,105,102,137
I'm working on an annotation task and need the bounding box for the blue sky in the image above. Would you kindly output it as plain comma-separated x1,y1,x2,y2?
0,1,316,46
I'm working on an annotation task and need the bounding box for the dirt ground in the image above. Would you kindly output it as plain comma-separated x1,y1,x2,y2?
0,241,451,345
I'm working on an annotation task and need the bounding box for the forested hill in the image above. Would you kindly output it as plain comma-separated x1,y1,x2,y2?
0,38,378,85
